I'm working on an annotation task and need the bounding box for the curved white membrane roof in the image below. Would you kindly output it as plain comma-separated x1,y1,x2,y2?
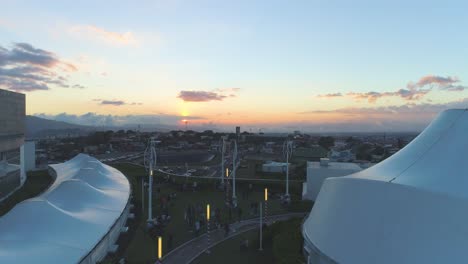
303,109,468,264
0,154,130,263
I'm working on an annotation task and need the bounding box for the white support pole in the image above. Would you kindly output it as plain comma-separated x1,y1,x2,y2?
141,177,145,215
221,138,225,184
146,138,157,223
259,202,263,251
286,149,289,197
232,140,237,206
284,140,293,200
148,159,153,221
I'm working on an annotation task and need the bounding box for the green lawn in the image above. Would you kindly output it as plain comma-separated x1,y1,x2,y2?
0,170,52,216
193,218,306,264
192,229,274,264
105,163,296,264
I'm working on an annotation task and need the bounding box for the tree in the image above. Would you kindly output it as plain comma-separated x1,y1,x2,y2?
318,136,335,150
86,131,113,145
202,130,214,135
372,146,385,155
356,143,372,161
397,138,406,149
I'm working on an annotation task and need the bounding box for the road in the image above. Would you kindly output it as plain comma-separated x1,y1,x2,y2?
161,212,306,264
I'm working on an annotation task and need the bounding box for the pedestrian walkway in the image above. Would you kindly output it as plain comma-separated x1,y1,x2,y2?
161,212,306,264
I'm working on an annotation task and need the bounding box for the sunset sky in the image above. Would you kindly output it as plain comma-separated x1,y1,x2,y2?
1,0,468,132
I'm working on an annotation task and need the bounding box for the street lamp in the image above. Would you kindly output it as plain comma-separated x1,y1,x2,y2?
158,236,163,260
264,188,268,223
206,204,211,254
283,140,293,203
220,137,226,185
232,140,238,207
144,137,157,223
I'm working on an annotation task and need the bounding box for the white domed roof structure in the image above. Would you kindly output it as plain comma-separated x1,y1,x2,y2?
303,109,468,264
0,154,131,264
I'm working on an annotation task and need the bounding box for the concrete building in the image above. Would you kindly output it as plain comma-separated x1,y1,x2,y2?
303,109,468,264
0,89,25,155
302,158,362,201
20,141,36,173
329,149,355,162
0,89,25,199
262,161,288,173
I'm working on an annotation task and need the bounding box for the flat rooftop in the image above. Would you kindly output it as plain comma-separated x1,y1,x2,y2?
307,161,362,171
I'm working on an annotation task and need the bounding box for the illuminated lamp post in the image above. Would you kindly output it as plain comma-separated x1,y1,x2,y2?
283,140,293,203
144,137,157,224
232,140,238,208
206,204,211,254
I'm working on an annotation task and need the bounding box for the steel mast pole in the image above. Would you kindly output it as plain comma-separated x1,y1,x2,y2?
232,140,238,207
145,137,157,223
259,202,263,251
220,137,225,185
284,140,293,202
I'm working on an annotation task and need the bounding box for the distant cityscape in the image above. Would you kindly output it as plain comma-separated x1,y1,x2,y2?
0,88,419,264
2,2,466,263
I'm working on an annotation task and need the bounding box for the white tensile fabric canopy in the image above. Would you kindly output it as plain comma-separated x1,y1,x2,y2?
303,109,468,264
0,154,130,263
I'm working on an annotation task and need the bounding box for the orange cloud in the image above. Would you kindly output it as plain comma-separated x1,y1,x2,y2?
316,75,467,104
316,93,343,98
69,25,138,46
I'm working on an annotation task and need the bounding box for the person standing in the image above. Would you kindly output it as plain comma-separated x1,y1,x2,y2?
168,233,173,251
224,222,230,237
195,220,200,237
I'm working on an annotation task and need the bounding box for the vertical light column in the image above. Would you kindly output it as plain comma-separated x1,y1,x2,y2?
264,188,268,223
206,204,211,254
158,236,162,260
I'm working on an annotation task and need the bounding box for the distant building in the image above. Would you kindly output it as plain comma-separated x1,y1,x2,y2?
302,158,362,201
244,154,281,176
292,146,329,163
21,141,36,172
236,126,240,139
262,142,276,154
262,161,288,173
329,149,355,162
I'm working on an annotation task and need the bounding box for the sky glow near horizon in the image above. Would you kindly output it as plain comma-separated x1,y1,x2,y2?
1,0,468,132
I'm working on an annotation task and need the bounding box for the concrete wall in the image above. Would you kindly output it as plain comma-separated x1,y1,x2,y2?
0,167,21,200
303,163,361,201
20,141,35,182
